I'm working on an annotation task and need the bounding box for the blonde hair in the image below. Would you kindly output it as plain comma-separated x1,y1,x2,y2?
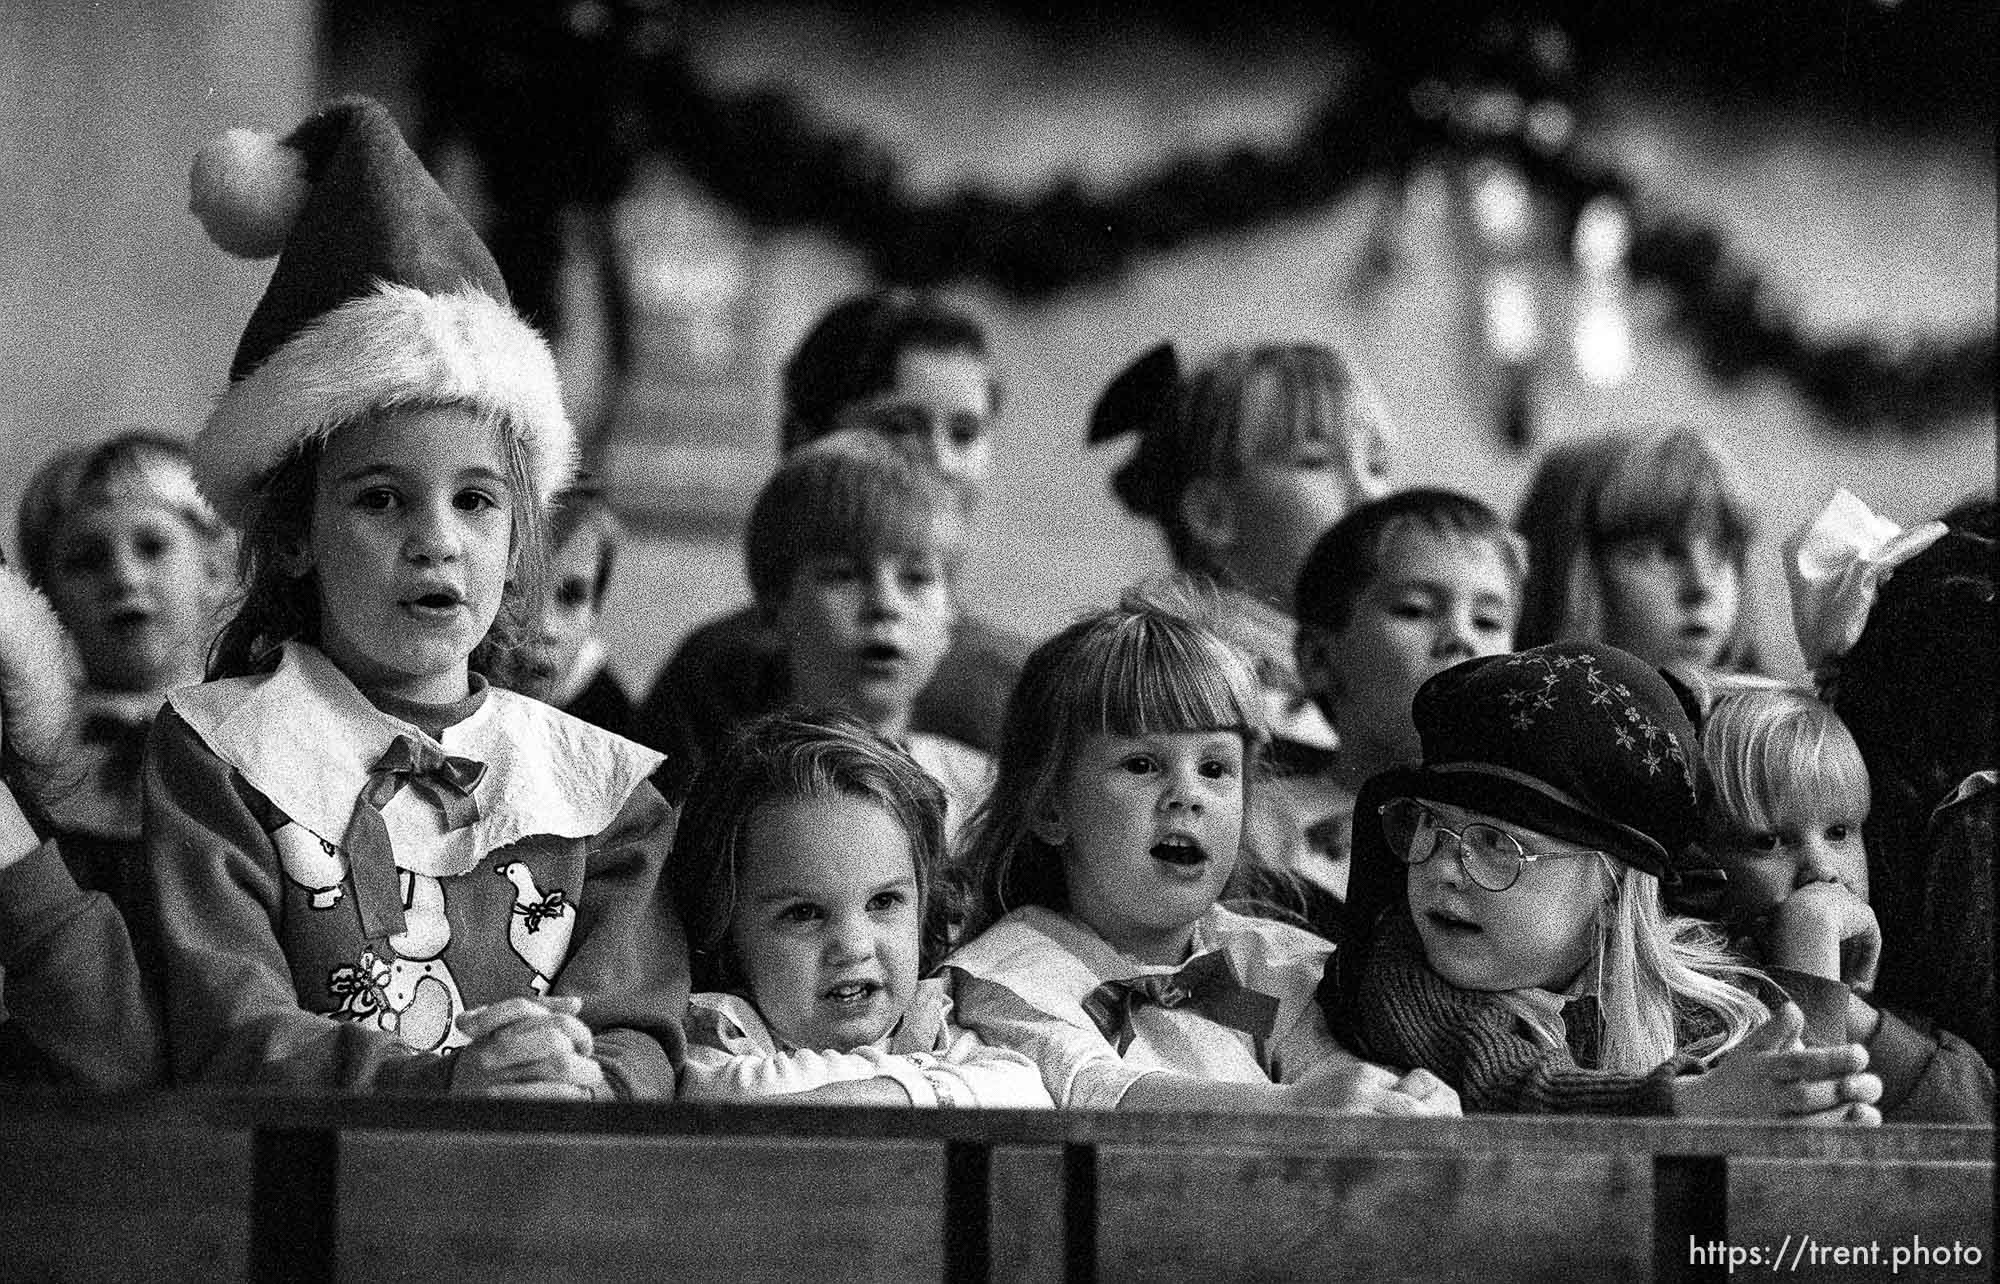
1515,425,1764,672
744,428,967,610
1497,855,1770,1073
1697,683,1871,837
957,578,1278,938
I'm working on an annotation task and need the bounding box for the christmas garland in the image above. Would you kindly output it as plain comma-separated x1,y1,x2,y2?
626,47,1992,429
424,7,1994,431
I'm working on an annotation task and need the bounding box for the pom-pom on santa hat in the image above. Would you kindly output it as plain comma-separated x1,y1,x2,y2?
188,96,574,524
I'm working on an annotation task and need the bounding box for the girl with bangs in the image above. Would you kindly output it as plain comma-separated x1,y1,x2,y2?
944,581,1458,1116
1515,426,1769,675
144,98,685,1098
1089,342,1395,753
1694,679,1993,1121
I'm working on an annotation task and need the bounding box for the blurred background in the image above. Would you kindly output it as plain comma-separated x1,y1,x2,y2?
5,0,1994,689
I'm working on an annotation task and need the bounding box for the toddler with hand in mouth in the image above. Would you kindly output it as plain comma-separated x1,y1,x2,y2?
1692,679,1991,1122
1339,641,1883,1121
943,582,1456,1116
672,708,1049,1107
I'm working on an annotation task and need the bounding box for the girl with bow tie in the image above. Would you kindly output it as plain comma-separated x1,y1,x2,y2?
944,582,1457,1116
140,98,686,1098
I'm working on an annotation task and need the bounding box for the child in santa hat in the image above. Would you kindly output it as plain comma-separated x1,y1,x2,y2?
145,97,686,1097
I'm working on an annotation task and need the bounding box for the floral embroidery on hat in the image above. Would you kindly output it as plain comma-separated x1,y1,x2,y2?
1498,649,1692,786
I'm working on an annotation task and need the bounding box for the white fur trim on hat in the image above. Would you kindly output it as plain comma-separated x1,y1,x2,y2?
0,564,77,778
194,281,576,524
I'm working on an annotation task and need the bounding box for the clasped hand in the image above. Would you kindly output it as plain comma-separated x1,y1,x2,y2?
450,994,607,1100
1673,1003,1881,1125
1287,1056,1462,1117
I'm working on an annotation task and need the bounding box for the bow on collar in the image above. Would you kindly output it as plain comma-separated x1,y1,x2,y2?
341,734,487,946
1081,949,1280,1055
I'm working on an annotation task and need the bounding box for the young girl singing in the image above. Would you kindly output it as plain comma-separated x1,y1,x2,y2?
945,584,1457,1116
672,710,1047,1106
1694,680,1991,1121
1342,641,1880,1120
145,97,686,1097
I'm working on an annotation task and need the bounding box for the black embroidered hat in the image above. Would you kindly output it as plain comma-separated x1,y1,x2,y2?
1368,642,1703,879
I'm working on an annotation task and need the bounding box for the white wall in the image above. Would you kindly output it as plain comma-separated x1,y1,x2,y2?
1,0,316,542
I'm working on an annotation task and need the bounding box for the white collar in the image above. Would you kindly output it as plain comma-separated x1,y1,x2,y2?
944,905,1225,1028
169,642,664,876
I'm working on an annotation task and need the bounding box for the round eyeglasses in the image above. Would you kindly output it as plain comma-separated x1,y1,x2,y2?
1379,797,1601,893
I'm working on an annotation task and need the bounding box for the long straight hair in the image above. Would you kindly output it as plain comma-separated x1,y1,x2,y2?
1500,855,1769,1073
1515,426,1765,674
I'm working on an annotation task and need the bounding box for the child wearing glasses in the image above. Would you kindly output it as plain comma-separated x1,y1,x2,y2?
1335,641,1882,1120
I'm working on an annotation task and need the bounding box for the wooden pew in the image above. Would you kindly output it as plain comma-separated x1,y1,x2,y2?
0,1090,1988,1283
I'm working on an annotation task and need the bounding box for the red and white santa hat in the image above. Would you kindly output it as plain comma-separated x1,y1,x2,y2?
187,96,575,525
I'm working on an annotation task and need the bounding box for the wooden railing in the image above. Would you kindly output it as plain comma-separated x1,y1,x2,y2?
0,1089,1990,1282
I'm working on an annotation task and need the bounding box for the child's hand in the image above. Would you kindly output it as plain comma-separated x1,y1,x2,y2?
1764,883,1882,992
1386,1068,1462,1117
1671,1003,1882,1125
450,995,607,1100
1285,1057,1461,1117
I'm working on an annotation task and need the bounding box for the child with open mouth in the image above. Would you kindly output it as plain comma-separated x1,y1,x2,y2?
143,97,684,1100
944,583,1458,1116
1337,640,1885,1121
673,709,1048,1107
744,429,994,857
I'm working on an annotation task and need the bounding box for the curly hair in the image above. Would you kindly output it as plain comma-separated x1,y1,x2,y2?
672,708,955,992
